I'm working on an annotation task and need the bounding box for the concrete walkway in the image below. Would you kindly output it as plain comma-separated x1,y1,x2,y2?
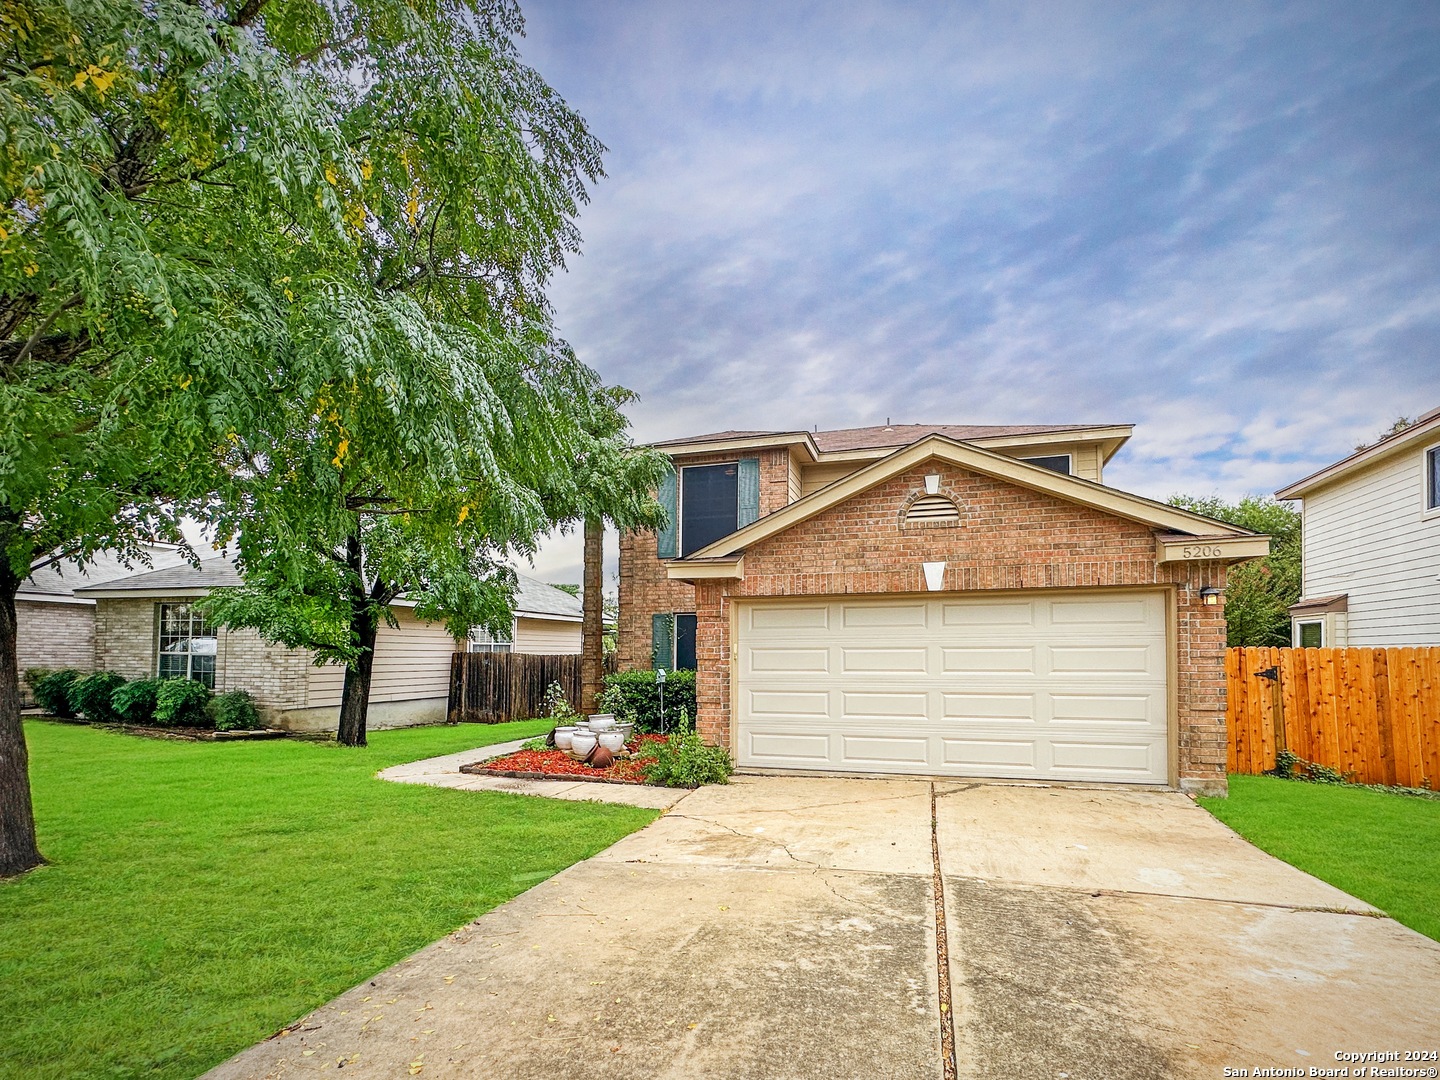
377,739,692,810
205,777,1440,1080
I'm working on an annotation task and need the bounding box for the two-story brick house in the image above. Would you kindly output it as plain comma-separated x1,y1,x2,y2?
618,422,1268,795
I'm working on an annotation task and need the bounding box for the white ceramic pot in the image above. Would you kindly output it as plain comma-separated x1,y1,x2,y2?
570,730,598,759
588,713,617,731
553,726,576,751
597,729,626,753
617,722,635,742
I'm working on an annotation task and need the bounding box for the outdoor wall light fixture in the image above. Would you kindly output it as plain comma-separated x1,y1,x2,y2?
1199,586,1223,606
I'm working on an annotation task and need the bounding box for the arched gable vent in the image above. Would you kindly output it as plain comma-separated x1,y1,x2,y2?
906,494,960,522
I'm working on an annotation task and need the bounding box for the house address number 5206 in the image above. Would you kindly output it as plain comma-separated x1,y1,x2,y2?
1181,545,1223,559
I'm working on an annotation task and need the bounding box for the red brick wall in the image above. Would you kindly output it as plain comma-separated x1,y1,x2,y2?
617,447,794,669
686,461,1230,793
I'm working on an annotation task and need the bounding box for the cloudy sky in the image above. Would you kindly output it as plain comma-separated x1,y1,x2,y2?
509,0,1440,585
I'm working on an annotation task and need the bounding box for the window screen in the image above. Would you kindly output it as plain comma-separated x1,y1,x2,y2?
1298,621,1323,648
1428,447,1440,510
157,603,217,688
674,613,697,671
680,463,739,556
1019,454,1072,475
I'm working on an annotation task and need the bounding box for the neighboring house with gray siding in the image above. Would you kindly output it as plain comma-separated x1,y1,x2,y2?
74,559,581,731
1276,406,1440,647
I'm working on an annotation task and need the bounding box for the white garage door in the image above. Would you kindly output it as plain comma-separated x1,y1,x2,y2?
735,592,1169,784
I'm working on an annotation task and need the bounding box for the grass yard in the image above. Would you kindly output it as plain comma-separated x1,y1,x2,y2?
1200,774,1440,943
0,720,659,1080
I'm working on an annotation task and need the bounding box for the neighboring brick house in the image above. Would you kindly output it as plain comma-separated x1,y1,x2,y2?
17,545,189,703
618,423,1268,795
74,560,582,732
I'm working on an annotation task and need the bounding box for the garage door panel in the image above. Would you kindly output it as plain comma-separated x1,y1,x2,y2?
1048,644,1158,675
941,601,1035,627
1049,739,1162,775
750,605,829,630
841,604,928,628
841,691,929,719
941,737,1038,770
841,647,928,674
748,690,831,718
748,648,830,675
941,692,1037,722
736,593,1169,784
1048,597,1156,626
839,734,930,765
746,731,832,764
941,646,1037,674
1049,693,1160,725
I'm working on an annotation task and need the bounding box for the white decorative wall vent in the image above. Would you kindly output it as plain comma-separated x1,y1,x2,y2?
906,494,960,522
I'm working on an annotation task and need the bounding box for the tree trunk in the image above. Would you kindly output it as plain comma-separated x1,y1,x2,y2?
581,515,603,715
336,601,378,747
0,561,43,877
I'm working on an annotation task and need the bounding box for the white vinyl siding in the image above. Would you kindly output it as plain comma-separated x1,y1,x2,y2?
512,616,581,654
1301,447,1440,646
306,609,462,707
735,593,1169,784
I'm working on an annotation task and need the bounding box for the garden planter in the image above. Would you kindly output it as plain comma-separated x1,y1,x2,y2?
554,726,576,750
597,729,626,753
570,730,598,759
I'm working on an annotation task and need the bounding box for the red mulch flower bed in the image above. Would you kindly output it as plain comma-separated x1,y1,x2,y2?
466,734,666,786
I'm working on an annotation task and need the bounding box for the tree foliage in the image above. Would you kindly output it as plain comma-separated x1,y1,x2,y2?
1169,495,1301,647
0,0,664,869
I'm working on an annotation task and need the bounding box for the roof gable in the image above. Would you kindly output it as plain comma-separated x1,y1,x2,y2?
1276,406,1440,499
675,435,1251,563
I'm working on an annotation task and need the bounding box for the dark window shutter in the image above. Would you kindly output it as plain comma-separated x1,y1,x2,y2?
651,613,674,670
737,457,761,528
656,466,678,559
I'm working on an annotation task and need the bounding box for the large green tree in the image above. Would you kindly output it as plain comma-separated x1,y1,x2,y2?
1168,494,1301,647
0,0,656,873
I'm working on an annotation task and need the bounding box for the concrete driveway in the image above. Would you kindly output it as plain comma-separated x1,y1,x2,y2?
206,778,1440,1080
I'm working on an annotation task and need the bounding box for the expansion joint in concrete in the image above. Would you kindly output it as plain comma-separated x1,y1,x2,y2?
930,782,958,1080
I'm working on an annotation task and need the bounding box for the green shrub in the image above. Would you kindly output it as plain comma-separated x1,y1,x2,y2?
68,671,127,724
153,679,213,728
542,681,578,723
32,669,82,718
638,714,733,788
23,668,51,694
111,679,165,725
208,690,262,732
602,669,696,733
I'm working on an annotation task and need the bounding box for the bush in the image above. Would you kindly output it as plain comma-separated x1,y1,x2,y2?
153,679,213,728
209,690,262,732
111,679,165,725
601,669,696,733
638,712,733,788
23,668,51,694
32,669,82,718
543,681,578,723
68,671,127,724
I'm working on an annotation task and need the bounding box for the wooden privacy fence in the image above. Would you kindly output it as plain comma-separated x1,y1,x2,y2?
448,653,580,724
1227,646,1440,789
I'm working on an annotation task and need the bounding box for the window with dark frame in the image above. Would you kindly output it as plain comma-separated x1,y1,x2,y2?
680,463,739,556
1298,621,1323,648
673,613,698,671
1428,446,1440,511
156,603,217,688
1018,454,1072,475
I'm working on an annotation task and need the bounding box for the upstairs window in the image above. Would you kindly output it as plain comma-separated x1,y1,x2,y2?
157,603,216,688
1019,454,1072,475
1428,447,1440,511
680,463,739,556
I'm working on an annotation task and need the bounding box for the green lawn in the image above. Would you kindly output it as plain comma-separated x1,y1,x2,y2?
1200,774,1440,942
0,720,659,1080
